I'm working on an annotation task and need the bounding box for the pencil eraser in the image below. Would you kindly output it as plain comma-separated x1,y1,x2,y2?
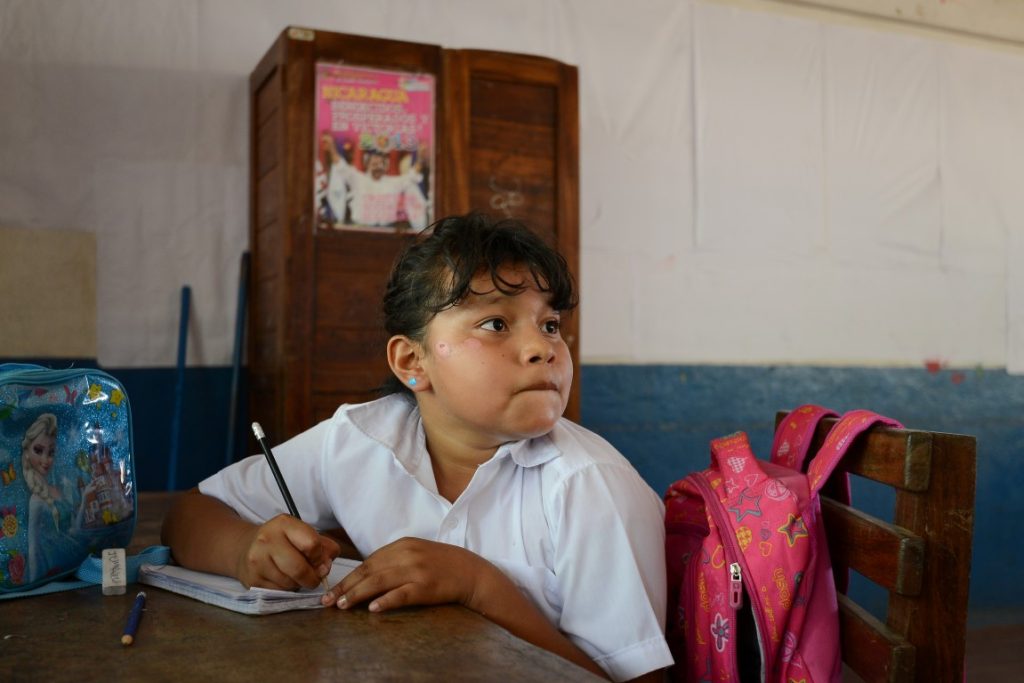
102,548,127,595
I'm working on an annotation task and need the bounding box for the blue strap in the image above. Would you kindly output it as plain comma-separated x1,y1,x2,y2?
0,546,171,601
75,545,171,583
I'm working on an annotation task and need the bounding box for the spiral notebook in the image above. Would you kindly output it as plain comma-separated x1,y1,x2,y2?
138,558,360,615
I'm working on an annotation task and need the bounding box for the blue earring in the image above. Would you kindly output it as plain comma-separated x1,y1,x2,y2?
408,377,418,387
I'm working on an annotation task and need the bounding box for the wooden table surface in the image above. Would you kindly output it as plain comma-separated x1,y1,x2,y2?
0,492,601,682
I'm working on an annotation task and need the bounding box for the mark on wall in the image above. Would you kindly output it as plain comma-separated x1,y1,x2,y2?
488,176,524,217
924,358,975,385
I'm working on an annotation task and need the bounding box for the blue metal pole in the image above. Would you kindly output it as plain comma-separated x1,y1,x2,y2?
225,252,249,466
167,285,190,491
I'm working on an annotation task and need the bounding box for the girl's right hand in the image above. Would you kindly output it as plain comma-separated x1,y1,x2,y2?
234,513,341,590
322,537,495,612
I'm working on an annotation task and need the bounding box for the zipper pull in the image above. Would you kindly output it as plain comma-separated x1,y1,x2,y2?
728,562,743,608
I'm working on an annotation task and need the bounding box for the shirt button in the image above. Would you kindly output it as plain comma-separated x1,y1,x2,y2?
443,516,459,532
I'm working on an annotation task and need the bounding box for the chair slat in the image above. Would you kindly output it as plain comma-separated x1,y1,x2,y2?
822,497,924,596
774,412,932,491
838,593,916,683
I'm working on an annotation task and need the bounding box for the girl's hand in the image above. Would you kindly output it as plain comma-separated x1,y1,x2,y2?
234,513,341,590
323,537,492,612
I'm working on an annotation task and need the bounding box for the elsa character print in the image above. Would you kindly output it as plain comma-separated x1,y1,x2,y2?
20,413,92,583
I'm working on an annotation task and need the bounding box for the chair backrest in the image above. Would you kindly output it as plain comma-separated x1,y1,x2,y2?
775,412,976,682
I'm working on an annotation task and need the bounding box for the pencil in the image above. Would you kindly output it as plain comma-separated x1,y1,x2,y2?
121,591,146,646
252,422,331,593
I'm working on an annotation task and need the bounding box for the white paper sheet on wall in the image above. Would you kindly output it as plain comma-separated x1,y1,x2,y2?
940,41,1024,372
693,2,824,253
825,24,941,261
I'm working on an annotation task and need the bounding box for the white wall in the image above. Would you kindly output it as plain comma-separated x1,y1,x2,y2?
2,0,1022,370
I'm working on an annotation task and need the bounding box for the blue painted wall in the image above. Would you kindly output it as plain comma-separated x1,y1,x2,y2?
6,359,1021,624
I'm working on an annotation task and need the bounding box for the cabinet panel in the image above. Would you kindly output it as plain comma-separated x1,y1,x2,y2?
255,118,279,178
446,49,580,420
311,233,411,400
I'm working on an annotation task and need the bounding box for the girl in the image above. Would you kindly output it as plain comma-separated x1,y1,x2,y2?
162,214,672,681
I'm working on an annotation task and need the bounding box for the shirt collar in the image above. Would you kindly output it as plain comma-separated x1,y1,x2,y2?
348,395,562,471
499,433,561,468
347,395,427,476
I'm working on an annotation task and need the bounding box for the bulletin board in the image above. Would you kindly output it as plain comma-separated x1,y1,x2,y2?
0,226,96,358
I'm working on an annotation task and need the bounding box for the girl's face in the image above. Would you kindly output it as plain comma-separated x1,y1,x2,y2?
416,264,573,449
25,433,56,478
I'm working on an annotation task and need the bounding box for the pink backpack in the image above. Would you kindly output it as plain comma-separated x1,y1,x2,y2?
664,405,902,682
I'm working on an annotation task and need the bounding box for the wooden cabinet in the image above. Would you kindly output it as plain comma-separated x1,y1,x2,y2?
249,27,579,443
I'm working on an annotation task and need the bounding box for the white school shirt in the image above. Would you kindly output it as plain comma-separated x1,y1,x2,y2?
199,395,673,681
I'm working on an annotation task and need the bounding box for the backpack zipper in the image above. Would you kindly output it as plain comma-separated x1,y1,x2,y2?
691,473,770,683
1,366,113,385
1,365,136,468
729,562,743,608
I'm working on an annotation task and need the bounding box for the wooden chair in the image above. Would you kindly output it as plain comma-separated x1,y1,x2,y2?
775,411,977,682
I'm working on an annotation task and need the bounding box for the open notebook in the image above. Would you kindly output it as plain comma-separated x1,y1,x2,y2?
138,558,360,615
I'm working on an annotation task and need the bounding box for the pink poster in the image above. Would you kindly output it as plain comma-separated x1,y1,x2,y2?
314,63,435,233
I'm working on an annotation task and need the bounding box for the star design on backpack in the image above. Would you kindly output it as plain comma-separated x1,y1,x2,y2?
778,513,809,547
87,383,107,404
727,489,762,522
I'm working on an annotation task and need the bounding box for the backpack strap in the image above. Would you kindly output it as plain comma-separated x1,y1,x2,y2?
772,405,847,508
806,409,903,497
770,404,838,471
708,431,765,502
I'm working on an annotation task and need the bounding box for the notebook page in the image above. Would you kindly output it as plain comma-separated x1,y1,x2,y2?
139,557,361,615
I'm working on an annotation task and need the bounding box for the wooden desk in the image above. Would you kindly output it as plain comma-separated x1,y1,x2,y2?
1,493,601,682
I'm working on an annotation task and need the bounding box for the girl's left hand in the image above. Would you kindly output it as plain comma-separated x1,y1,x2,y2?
323,537,491,612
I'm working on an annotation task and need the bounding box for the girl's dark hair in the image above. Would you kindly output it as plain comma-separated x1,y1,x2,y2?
380,212,577,396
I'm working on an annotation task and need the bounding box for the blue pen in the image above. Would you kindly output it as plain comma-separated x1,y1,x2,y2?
121,591,146,646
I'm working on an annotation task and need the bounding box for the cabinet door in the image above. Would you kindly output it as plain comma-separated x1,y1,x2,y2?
249,29,445,441
307,33,446,427
443,49,581,421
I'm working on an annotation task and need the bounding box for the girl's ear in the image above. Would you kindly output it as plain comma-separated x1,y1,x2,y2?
387,335,430,392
